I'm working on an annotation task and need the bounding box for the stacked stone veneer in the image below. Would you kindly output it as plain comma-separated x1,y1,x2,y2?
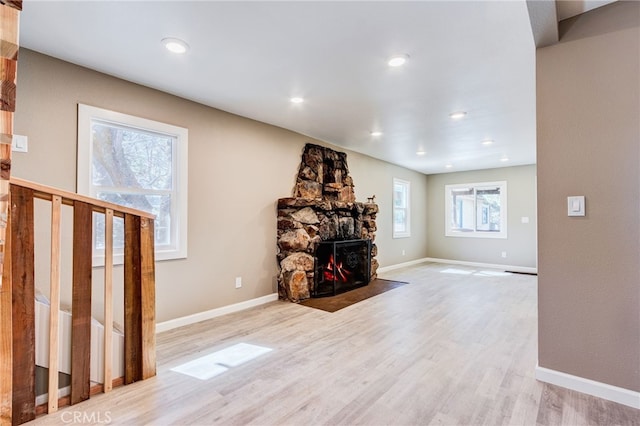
277,144,379,302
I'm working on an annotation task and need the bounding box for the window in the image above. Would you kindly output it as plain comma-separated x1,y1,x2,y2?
78,104,188,264
445,181,507,239
393,178,411,238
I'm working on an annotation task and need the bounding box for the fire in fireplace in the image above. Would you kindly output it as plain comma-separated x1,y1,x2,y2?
313,239,372,297
323,254,351,282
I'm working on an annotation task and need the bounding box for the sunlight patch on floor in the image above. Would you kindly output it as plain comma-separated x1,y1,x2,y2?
440,268,512,277
170,343,273,380
441,268,473,275
475,270,512,277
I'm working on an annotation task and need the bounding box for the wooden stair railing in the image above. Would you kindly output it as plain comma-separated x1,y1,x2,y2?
0,177,156,425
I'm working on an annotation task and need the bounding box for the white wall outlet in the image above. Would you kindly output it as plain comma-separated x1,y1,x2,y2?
402,249,406,256
501,251,507,258
235,277,242,289
521,216,530,224
12,134,28,153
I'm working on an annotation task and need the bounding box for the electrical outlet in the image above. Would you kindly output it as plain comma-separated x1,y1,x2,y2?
402,250,406,256
501,251,507,258
235,277,242,289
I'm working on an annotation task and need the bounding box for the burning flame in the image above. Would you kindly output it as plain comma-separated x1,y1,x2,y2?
323,254,352,283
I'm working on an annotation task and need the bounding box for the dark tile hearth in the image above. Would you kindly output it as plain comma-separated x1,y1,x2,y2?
298,279,409,313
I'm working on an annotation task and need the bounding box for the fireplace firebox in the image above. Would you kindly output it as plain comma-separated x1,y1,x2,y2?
313,239,372,297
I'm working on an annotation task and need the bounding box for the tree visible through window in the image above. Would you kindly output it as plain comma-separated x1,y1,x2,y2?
78,105,188,263
445,181,507,239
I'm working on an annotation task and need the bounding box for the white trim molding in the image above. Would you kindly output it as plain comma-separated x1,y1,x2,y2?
36,386,70,407
536,365,640,409
377,258,430,274
392,177,411,239
156,293,279,333
78,104,189,264
445,180,507,239
425,257,537,274
377,257,537,275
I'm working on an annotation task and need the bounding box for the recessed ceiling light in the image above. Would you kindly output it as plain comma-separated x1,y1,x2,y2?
449,111,467,120
162,37,189,54
500,157,509,162
370,131,383,137
290,97,305,104
388,54,409,67
416,150,426,156
445,163,453,169
482,139,494,145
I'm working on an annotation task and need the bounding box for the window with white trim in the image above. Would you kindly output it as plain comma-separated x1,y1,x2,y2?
445,181,507,239
393,178,411,238
78,104,188,264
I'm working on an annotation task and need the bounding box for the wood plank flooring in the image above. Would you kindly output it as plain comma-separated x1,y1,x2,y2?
30,262,640,425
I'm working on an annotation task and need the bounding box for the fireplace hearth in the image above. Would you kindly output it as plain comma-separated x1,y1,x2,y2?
277,143,379,302
314,239,371,297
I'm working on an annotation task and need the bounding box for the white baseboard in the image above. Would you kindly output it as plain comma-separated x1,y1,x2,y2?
535,365,640,409
377,258,430,273
425,257,537,274
156,293,279,333
378,257,537,274
36,386,70,406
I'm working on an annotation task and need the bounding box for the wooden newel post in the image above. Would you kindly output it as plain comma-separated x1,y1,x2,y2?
0,0,20,279
0,1,21,425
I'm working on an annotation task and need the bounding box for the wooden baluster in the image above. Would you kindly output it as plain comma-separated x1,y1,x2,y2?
123,214,141,384
0,195,12,425
139,217,156,380
70,201,92,405
48,195,62,413
10,184,35,424
124,214,156,384
103,209,113,392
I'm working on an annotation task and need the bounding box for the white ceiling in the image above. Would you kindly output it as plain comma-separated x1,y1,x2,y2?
20,1,542,175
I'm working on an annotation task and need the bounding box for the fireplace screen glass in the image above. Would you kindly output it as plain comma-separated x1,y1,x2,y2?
313,239,371,297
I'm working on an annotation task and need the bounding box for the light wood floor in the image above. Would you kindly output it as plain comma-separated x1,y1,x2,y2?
31,262,639,425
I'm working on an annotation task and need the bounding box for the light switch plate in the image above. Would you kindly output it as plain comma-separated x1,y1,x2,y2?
567,196,585,217
12,134,28,153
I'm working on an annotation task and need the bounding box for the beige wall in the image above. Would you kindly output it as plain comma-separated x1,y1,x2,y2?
537,1,640,391
426,165,537,268
14,49,428,323
349,153,428,267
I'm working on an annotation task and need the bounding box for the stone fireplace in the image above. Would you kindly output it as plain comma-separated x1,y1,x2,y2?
277,143,379,302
